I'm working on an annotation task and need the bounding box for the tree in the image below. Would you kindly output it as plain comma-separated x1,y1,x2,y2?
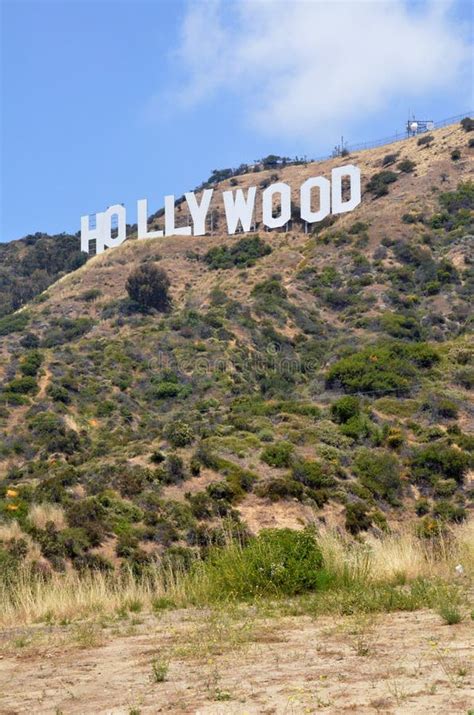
126,264,170,311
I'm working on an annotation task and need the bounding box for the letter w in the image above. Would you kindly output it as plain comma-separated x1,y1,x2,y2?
222,187,256,234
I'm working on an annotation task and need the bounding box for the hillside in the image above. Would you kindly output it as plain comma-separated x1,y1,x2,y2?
0,120,473,576
0,232,87,318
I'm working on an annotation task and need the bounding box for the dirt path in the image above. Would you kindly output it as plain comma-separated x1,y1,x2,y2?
0,608,472,714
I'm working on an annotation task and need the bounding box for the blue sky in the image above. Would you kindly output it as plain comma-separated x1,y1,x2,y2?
1,0,472,243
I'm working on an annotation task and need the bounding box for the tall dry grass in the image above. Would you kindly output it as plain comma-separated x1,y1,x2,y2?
1,522,472,628
319,521,474,583
28,503,67,531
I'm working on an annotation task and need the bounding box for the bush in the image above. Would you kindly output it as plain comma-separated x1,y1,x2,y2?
255,477,304,501
41,317,93,347
260,441,294,468
47,384,71,404
330,396,360,424
20,333,39,349
410,445,469,486
434,478,457,497
251,275,287,299
165,420,194,448
366,171,397,197
382,153,398,166
161,454,186,484
19,350,43,377
0,312,30,336
460,117,474,132
345,501,372,534
397,159,416,173
433,500,466,523
292,460,335,489
28,412,81,454
340,414,371,440
80,288,102,302
325,342,439,396
451,149,461,161
189,528,325,600
353,449,402,502
126,264,170,311
3,376,37,395
415,498,430,516
204,236,271,270
417,134,434,146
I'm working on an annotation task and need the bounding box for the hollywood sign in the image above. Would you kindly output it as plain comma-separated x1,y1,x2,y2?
81,164,361,255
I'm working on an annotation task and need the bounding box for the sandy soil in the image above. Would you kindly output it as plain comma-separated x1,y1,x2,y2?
0,607,472,714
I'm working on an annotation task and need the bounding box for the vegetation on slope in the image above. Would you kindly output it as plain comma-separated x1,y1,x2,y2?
0,123,473,583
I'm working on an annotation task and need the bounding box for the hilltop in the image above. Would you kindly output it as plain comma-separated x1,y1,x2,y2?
0,120,473,575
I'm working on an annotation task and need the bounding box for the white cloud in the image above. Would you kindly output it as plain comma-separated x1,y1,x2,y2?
161,0,471,140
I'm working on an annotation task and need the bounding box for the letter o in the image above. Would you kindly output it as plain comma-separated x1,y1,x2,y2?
103,204,127,249
300,177,330,223
262,182,291,229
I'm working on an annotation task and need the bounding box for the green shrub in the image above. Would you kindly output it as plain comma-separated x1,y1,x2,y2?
80,288,102,302
189,528,325,600
47,384,71,404
366,171,397,197
3,376,37,395
382,153,397,166
42,317,93,347
325,342,439,396
414,498,430,516
204,236,271,270
260,441,294,468
126,264,170,311
28,412,80,454
348,221,369,234
255,477,305,501
0,312,30,336
251,275,287,299
353,449,402,502
330,396,360,424
345,501,372,534
161,454,186,484
460,117,474,132
165,420,194,448
19,350,43,377
433,479,457,497
417,134,434,146
451,149,461,161
340,414,371,440
410,445,469,486
433,500,466,523
292,460,335,489
397,159,416,173
416,516,444,539
438,604,462,625
379,312,422,340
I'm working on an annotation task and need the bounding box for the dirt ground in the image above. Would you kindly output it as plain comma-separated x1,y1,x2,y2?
0,606,472,715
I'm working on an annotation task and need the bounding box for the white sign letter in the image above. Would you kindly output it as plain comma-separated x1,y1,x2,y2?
102,204,127,250
81,212,105,255
331,165,361,215
223,187,257,234
262,182,291,229
185,189,213,236
164,195,192,237
300,177,330,223
137,199,164,240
